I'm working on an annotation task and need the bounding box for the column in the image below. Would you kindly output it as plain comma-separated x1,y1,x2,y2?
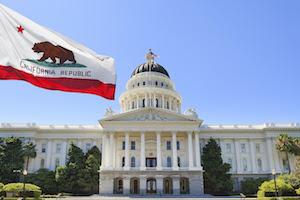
109,133,115,168
249,140,257,173
101,134,108,168
137,96,140,109
140,132,146,170
92,140,97,148
172,131,178,170
266,138,275,172
172,175,180,195
139,175,147,195
124,132,130,170
156,175,163,194
162,95,165,109
194,133,201,169
46,140,52,169
77,141,82,150
61,141,67,166
154,93,156,107
123,176,130,194
156,132,162,170
188,132,194,169
272,138,281,172
234,139,241,173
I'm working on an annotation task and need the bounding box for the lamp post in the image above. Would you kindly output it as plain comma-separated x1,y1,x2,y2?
272,169,278,198
22,169,28,200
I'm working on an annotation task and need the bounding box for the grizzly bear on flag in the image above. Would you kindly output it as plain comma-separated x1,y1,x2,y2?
32,41,76,65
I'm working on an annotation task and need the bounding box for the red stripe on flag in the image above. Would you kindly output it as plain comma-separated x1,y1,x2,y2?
0,65,115,100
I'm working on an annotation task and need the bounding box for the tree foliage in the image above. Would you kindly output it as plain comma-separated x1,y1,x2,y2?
241,177,269,195
201,138,233,195
23,142,37,170
55,144,101,195
257,179,295,197
0,137,25,183
27,169,58,194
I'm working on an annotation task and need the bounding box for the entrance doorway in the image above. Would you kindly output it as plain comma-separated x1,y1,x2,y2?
130,178,140,194
113,178,123,194
146,178,157,194
163,177,173,194
146,157,157,167
180,177,189,194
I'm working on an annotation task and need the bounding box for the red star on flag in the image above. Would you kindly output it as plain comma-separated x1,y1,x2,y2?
17,25,24,33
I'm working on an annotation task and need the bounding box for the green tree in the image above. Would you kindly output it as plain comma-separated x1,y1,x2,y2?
0,137,24,183
85,146,101,165
84,154,100,194
27,168,58,194
276,134,293,173
56,143,87,194
201,138,233,195
23,142,37,171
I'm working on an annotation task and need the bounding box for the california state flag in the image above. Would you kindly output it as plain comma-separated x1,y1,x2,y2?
0,4,116,99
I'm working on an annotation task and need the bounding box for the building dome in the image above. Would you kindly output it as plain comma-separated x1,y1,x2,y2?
120,49,181,113
131,62,170,78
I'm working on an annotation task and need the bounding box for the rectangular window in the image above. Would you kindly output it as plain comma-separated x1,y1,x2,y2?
242,158,248,171
56,143,61,153
176,141,180,150
131,141,136,150
122,141,125,150
241,143,246,153
41,143,46,153
166,141,171,150
226,143,231,153
255,143,261,153
167,157,172,167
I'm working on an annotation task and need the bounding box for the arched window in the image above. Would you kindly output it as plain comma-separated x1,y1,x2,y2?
155,81,158,86
122,157,125,167
167,157,172,167
131,101,135,109
40,159,45,168
242,158,247,171
257,158,263,171
137,83,140,87
155,98,159,107
131,157,136,167
177,157,181,167
143,81,146,86
166,101,169,109
161,82,164,87
142,99,145,107
55,158,60,168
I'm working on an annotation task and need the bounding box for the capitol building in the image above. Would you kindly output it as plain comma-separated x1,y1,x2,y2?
0,52,299,195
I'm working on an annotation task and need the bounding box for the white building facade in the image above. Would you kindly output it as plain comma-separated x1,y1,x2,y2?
0,54,299,195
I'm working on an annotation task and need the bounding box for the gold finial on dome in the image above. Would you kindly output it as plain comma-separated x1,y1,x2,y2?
145,48,158,63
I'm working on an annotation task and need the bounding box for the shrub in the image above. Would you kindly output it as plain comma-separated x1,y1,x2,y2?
3,183,41,199
0,183,4,191
296,188,300,195
278,174,300,189
257,179,295,197
241,177,269,195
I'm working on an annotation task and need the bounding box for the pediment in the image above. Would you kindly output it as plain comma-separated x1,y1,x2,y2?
100,108,201,122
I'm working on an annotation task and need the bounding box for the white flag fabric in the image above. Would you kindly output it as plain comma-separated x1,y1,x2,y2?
0,4,116,99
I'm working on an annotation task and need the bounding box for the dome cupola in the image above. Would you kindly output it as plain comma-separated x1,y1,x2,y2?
119,50,182,113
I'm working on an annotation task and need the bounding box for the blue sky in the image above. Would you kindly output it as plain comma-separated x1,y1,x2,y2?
0,0,299,125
